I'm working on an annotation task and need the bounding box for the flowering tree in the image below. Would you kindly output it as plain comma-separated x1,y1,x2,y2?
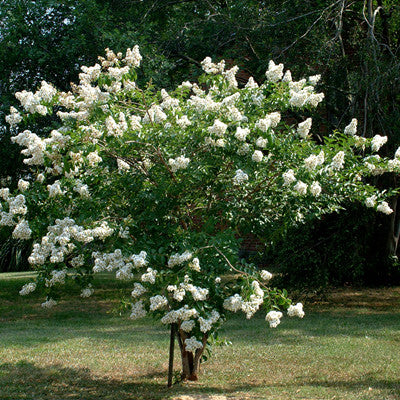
1,46,398,381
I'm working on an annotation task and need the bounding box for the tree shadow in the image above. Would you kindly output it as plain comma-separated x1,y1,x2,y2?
0,361,257,400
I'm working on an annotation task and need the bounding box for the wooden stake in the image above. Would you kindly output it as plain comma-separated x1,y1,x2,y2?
167,323,176,387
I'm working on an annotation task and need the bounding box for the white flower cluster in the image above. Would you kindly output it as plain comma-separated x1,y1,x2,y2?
201,57,225,74
235,127,250,141
41,298,57,309
282,169,296,186
233,169,249,185
184,336,203,353
344,119,358,135
188,257,201,272
80,285,94,298
149,295,168,311
12,219,32,240
266,310,283,328
297,118,312,139
208,119,228,136
130,300,147,320
198,311,220,333
287,303,305,318
331,151,345,170
377,201,393,215
161,306,199,324
265,60,284,82
141,268,157,284
45,269,67,287
260,270,272,281
371,135,388,152
5,106,23,127
131,282,147,298
19,282,37,296
168,250,192,268
28,218,113,266
15,81,56,115
168,156,190,172
255,112,281,132
304,151,324,171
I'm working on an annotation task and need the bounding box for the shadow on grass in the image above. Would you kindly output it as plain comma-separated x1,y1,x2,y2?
223,311,400,344
0,360,253,400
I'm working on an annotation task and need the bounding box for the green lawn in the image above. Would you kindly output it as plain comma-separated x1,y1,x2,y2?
0,272,399,400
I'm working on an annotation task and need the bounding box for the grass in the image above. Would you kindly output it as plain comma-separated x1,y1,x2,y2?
0,272,399,400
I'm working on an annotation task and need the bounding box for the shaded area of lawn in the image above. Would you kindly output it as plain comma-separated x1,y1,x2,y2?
0,272,399,399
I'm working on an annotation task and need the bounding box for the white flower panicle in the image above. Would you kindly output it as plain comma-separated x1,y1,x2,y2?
235,127,250,141
223,294,243,312
131,282,147,298
371,135,388,152
12,219,32,240
260,270,273,281
201,57,225,74
19,282,36,296
365,195,377,208
168,250,192,268
252,150,264,163
266,60,284,82
41,298,57,309
287,303,305,318
377,201,393,215
184,337,203,352
81,285,94,298
233,169,249,185
344,119,358,135
266,310,283,328
180,320,195,332
168,156,190,172
208,119,228,136
331,151,345,170
294,181,308,195
282,169,296,186
130,300,147,320
141,268,157,284
310,181,322,197
297,118,312,139
198,311,220,333
188,257,201,272
17,179,30,192
149,295,168,311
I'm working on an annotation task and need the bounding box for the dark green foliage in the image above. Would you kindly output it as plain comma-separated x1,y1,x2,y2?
264,204,400,289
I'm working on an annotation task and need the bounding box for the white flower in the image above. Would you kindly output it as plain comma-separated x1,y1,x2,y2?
260,270,272,281
252,150,263,163
233,169,249,185
181,320,195,332
308,75,321,85
130,300,147,320
245,77,259,88
19,282,36,296
282,170,296,186
184,336,203,353
266,310,283,328
131,283,147,298
188,257,201,272
235,127,249,141
12,219,32,240
377,201,393,215
81,286,94,298
344,119,357,136
18,179,30,192
208,119,227,136
287,303,305,318
41,298,57,309
215,277,221,284
331,151,345,170
255,117,271,132
215,138,226,147
47,181,64,197
365,195,377,208
282,70,292,82
310,181,322,197
256,137,267,148
297,118,312,139
266,60,284,82
117,159,130,171
141,268,157,284
223,294,243,312
304,154,319,171
168,156,190,172
294,181,308,195
124,45,142,67
168,250,192,268
149,295,168,311
371,135,388,152
87,151,102,167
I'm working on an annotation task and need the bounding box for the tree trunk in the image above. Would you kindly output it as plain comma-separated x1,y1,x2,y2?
176,328,207,381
